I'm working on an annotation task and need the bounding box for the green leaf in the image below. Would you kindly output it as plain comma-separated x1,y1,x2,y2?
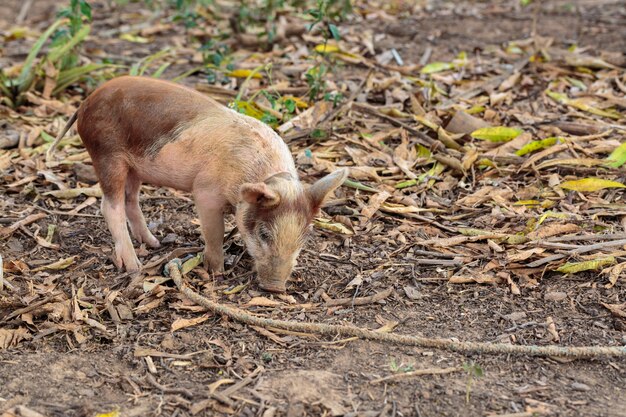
53,63,117,96
560,178,626,193
80,0,92,20
395,179,417,189
471,126,522,142
16,19,66,91
46,24,90,63
343,179,378,193
328,23,340,41
605,142,626,168
151,62,171,78
557,257,615,274
515,137,560,156
420,61,455,74
181,253,202,275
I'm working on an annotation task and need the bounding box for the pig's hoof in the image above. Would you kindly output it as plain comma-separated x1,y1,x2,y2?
145,235,161,248
259,282,287,293
117,252,142,272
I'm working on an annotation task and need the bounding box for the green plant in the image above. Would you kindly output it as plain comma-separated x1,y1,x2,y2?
389,358,414,373
55,0,93,70
169,0,213,28
129,48,172,77
0,0,110,107
462,362,484,403
303,0,349,102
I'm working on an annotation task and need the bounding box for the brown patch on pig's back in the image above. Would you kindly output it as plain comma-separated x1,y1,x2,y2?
76,76,218,159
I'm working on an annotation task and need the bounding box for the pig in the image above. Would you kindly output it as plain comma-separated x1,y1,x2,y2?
47,76,347,293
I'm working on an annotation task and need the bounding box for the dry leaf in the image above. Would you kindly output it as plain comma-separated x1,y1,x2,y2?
171,315,210,332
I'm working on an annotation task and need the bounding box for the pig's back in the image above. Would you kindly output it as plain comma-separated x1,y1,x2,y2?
76,76,225,158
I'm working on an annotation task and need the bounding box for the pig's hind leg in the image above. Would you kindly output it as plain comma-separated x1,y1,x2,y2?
125,172,160,248
97,159,142,272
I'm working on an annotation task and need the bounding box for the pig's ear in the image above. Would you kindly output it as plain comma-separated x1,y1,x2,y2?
240,182,280,207
308,168,348,211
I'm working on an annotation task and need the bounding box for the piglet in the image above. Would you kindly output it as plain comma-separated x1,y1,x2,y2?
47,76,347,293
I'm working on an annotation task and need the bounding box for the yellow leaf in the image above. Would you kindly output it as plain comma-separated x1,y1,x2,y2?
546,90,621,119
315,44,340,54
181,253,202,275
120,33,151,43
95,411,120,417
33,256,77,272
557,257,615,274
471,126,522,142
515,137,560,156
230,100,265,120
313,218,354,235
223,283,248,295
421,61,455,74
283,95,309,109
225,69,263,79
536,211,572,227
560,178,626,193
513,200,541,206
4,26,29,41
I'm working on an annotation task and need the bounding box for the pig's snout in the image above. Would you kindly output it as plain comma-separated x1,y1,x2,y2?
255,258,295,294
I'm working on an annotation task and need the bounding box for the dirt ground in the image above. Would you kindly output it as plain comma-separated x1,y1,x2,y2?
1,1,625,416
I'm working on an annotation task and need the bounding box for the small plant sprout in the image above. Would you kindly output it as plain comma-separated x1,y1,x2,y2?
463,362,484,403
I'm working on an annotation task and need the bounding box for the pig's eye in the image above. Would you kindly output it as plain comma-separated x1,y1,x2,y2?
258,226,272,243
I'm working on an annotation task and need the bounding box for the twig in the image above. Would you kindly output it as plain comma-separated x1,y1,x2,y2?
16,0,34,24
437,58,528,109
167,260,626,359
547,233,626,243
1,295,64,322
220,366,263,397
370,367,461,384
323,288,393,307
0,213,47,237
414,258,462,267
143,374,194,398
528,238,626,267
351,102,436,148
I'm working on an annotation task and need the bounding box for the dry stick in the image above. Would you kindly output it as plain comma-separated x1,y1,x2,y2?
15,0,34,24
323,288,393,307
167,260,626,359
528,238,626,268
547,233,626,243
0,213,47,237
370,367,462,384
351,102,436,148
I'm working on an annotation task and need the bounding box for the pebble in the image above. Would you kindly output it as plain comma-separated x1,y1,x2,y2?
571,382,591,392
544,291,567,302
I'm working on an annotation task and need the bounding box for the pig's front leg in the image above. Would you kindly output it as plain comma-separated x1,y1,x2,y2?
193,189,226,274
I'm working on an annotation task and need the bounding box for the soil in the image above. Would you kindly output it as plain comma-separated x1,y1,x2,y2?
1,1,625,417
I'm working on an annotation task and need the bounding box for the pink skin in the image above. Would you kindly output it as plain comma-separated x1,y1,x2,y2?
52,76,347,292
